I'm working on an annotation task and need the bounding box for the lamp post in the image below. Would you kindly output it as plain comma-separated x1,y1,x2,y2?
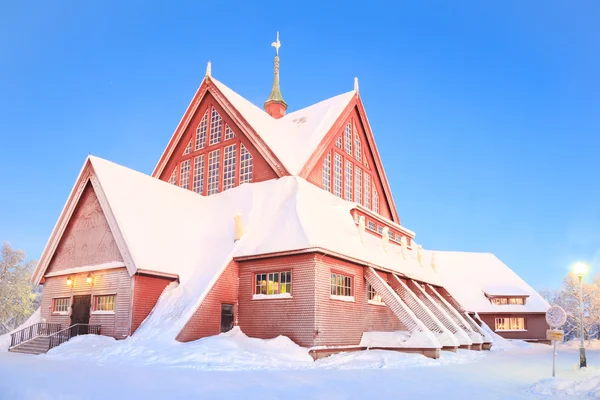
573,262,588,369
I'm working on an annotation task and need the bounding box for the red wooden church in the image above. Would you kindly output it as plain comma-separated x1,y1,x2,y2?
11,34,550,357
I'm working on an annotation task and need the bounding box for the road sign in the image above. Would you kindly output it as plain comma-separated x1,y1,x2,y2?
547,329,564,342
546,306,567,328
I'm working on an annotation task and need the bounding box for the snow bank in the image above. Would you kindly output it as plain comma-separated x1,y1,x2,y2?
559,339,600,350
532,375,600,397
360,331,441,349
0,308,41,352
478,317,531,351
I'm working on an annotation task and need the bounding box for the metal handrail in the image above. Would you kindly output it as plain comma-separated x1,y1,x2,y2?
48,324,101,351
9,323,62,348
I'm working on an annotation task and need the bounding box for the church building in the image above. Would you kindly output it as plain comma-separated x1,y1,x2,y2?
11,34,550,357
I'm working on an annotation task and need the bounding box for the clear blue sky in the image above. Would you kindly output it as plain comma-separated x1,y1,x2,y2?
1,1,598,290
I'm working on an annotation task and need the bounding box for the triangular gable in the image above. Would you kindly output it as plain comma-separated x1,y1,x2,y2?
32,158,137,284
299,95,400,223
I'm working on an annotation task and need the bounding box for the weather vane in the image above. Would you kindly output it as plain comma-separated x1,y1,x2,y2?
271,32,281,56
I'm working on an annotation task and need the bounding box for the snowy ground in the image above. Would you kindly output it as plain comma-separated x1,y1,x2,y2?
1,330,600,399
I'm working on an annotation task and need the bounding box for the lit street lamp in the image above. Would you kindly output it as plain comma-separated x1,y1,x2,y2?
573,262,588,369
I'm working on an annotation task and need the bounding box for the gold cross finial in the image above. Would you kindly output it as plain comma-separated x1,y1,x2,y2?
271,32,281,56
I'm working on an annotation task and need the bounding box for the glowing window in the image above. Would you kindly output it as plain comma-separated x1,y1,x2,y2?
94,295,115,312
367,284,384,303
495,317,525,331
53,298,69,313
255,271,292,295
331,273,352,297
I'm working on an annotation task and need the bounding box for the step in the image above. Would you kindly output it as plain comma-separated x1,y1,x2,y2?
9,337,51,355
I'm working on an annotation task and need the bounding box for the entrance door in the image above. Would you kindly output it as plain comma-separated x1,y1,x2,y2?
71,295,91,325
221,304,234,333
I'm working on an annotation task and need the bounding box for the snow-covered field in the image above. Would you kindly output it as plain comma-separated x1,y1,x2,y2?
1,330,600,399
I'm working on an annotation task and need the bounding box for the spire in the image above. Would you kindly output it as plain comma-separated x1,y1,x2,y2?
354,77,359,93
264,32,287,119
206,60,212,78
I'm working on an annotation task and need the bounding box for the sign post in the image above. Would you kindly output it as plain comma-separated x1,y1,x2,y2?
545,306,567,378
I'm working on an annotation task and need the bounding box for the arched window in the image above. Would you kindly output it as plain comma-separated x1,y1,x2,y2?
209,108,223,145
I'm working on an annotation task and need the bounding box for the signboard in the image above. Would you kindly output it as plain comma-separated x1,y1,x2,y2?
546,306,567,328
547,329,564,342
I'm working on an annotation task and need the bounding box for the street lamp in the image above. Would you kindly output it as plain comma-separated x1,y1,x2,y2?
573,262,588,368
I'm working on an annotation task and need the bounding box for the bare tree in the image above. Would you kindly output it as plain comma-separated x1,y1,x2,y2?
0,242,40,334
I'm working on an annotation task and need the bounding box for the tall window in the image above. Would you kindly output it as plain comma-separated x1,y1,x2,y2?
322,154,331,192
193,155,205,194
336,135,342,149
183,140,192,156
207,149,220,195
224,125,236,140
334,153,342,197
53,298,69,313
209,108,223,145
373,188,379,213
255,271,292,295
195,111,208,150
240,144,253,184
355,167,362,205
179,159,190,189
169,166,178,185
344,161,353,201
367,284,383,303
495,317,525,331
331,273,352,297
354,130,361,162
344,122,352,155
222,144,237,191
364,174,371,209
94,295,115,312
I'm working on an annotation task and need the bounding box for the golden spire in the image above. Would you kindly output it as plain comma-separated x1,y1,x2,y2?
264,32,287,118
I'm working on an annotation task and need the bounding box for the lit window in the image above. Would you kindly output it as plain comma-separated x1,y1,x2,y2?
344,122,352,155
168,166,178,185
209,108,223,145
195,111,208,150
179,159,190,189
53,298,69,313
331,273,352,297
322,154,331,192
367,284,384,303
207,149,220,195
367,220,376,231
183,140,192,156
495,317,525,331
345,160,353,201
355,167,362,205
254,271,292,295
240,144,253,184
354,127,361,162
373,188,379,213
336,135,342,149
95,295,115,312
224,125,236,140
491,297,525,305
222,144,237,191
509,297,525,305
193,155,205,194
364,174,371,209
334,153,342,197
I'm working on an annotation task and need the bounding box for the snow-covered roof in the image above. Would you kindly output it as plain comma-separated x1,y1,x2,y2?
429,251,550,313
212,78,355,175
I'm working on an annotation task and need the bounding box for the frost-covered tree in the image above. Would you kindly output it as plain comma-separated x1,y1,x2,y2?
0,242,40,334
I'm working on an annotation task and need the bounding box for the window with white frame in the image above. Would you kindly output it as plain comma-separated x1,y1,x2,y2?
373,187,379,213
377,225,383,234
209,108,223,145
495,317,525,331
344,160,353,201
53,297,69,313
322,153,331,192
364,174,371,209
354,128,361,162
491,297,525,305
94,295,115,312
255,271,292,295
168,166,178,185
193,155,205,194
336,135,342,149
222,144,237,191
334,153,342,197
367,220,376,231
240,144,253,184
183,140,192,156
387,230,394,239
367,284,384,304
331,273,352,297
195,111,208,150
344,122,352,155
207,149,220,195
179,159,190,189
355,167,362,205
394,233,402,243
224,125,236,140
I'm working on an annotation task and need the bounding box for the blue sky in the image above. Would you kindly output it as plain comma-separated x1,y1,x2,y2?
1,1,598,289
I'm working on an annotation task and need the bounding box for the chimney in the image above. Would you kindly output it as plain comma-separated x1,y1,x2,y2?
234,213,243,242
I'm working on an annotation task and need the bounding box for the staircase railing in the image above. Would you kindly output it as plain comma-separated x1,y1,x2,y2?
48,324,101,351
10,323,62,348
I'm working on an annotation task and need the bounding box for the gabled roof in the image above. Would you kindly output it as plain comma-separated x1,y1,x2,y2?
429,251,550,313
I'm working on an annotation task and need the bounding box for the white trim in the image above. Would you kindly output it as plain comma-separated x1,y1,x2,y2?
252,293,292,300
44,262,126,278
495,329,527,332
330,295,355,302
91,311,115,315
368,300,386,306
355,204,415,238
52,312,69,316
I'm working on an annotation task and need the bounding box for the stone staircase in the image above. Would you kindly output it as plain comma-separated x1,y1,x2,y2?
9,336,51,355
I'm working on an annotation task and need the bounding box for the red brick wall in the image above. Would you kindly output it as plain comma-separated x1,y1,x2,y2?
176,261,239,342
158,92,277,191
479,313,548,340
131,274,175,334
237,254,317,347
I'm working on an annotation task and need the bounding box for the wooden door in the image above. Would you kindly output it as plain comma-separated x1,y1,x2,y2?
220,304,234,333
71,295,91,325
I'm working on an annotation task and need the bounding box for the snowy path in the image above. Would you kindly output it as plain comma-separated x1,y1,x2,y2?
1,340,599,399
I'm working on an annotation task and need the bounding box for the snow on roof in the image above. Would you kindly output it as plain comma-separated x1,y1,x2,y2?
211,78,355,175
429,251,550,313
